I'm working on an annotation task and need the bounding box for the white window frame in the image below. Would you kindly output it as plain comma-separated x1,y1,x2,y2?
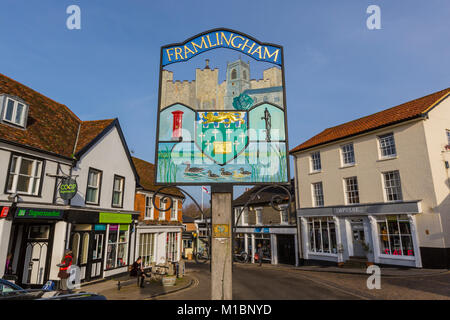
307,217,337,255
6,155,43,196
139,232,155,267
145,195,154,220
378,133,397,159
382,170,403,202
344,176,360,204
312,182,324,207
2,97,28,127
171,199,178,221
112,175,124,207
159,197,166,220
86,169,101,204
341,143,355,166
255,207,263,225
310,152,321,172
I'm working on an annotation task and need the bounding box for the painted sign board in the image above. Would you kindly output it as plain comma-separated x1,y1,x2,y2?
212,224,230,238
155,28,290,185
0,207,9,218
59,178,78,200
15,208,64,220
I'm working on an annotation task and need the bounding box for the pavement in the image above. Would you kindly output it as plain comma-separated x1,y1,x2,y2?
77,274,194,300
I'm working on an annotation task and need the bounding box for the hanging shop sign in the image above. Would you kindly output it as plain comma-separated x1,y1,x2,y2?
59,178,78,200
155,28,290,185
1,207,9,218
15,208,64,220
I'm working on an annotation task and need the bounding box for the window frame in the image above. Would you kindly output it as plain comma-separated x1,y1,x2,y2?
171,199,178,221
111,174,125,208
5,152,45,197
307,217,337,255
312,182,324,207
85,167,103,205
340,143,355,166
159,196,167,220
382,170,403,202
378,133,397,159
344,176,360,204
1,96,29,128
310,151,322,173
255,207,263,225
144,194,154,220
376,215,415,258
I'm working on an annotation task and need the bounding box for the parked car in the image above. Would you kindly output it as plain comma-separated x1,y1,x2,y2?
0,279,106,300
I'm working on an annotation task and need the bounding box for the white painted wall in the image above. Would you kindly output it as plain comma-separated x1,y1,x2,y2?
71,126,136,212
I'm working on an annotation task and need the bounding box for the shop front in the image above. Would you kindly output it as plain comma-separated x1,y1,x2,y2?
7,207,65,288
298,201,422,268
135,225,182,269
65,210,137,282
234,227,298,265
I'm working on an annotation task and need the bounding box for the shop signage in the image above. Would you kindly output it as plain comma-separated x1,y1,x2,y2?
212,224,230,238
254,228,262,233
1,207,9,218
155,28,289,185
59,178,78,200
94,224,106,231
15,208,64,220
99,212,132,224
263,228,270,233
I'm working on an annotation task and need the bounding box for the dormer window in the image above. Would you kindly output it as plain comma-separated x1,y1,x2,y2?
2,97,28,127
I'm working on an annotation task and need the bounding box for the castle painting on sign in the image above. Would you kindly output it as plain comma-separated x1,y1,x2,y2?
155,29,290,185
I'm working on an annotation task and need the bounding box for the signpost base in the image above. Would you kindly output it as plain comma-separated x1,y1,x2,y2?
211,185,233,300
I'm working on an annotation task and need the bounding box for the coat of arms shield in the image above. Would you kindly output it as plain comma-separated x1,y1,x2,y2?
195,111,248,165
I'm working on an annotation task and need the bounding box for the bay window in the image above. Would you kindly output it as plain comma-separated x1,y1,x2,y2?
139,233,155,268
7,155,43,196
166,232,179,262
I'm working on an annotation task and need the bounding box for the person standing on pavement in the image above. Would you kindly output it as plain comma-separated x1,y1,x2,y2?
57,249,73,293
257,243,263,266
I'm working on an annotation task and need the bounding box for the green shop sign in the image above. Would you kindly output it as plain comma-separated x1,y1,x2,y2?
15,208,63,220
99,212,132,224
59,178,78,200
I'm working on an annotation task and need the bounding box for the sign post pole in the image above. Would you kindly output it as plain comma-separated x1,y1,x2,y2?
210,185,233,300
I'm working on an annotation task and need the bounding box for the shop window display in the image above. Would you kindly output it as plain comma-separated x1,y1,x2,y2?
307,217,337,254
377,215,414,256
255,234,271,261
106,225,129,269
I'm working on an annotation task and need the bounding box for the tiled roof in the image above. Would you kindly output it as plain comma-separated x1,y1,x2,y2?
0,73,117,159
132,156,184,198
74,119,115,155
290,88,450,153
233,179,295,207
0,73,80,158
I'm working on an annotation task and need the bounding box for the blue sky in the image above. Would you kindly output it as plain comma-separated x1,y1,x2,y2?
0,1,449,206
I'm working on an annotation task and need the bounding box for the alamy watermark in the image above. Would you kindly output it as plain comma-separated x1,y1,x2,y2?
366,265,381,289
66,5,81,30
366,5,381,30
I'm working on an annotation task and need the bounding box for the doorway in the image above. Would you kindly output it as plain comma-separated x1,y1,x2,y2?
70,230,105,282
350,219,366,257
19,224,53,287
277,234,295,265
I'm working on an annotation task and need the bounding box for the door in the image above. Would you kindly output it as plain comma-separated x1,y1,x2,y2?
21,225,51,286
70,231,90,281
277,234,295,265
351,221,366,257
90,232,104,279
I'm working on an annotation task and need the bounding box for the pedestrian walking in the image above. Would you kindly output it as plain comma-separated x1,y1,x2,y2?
57,249,73,293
